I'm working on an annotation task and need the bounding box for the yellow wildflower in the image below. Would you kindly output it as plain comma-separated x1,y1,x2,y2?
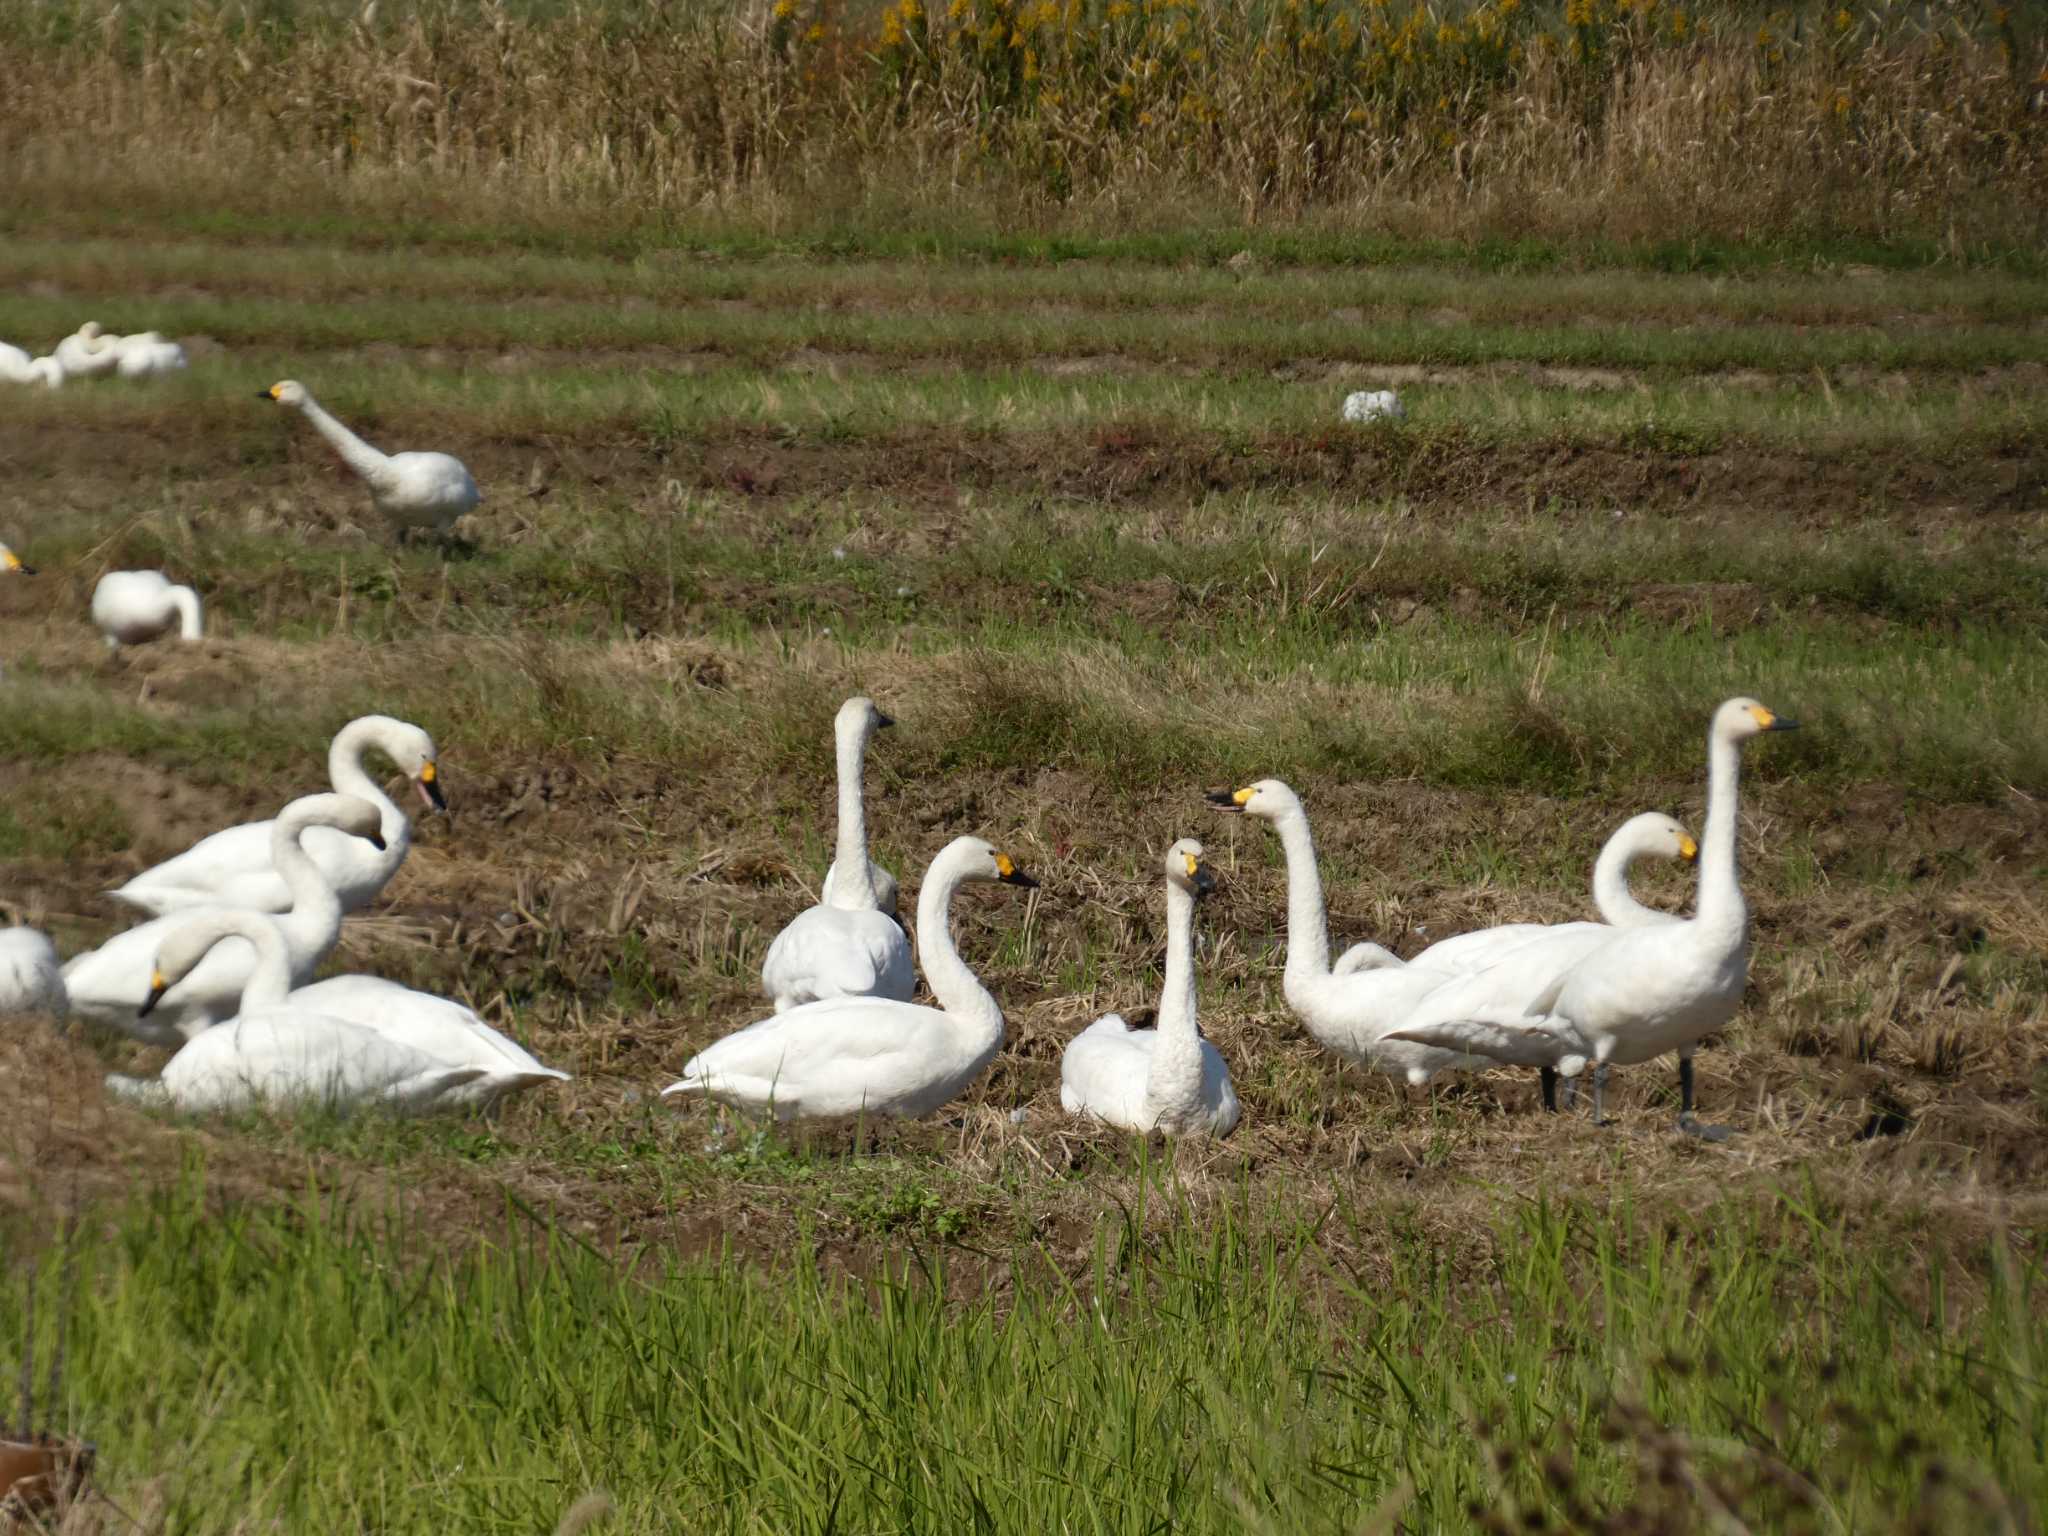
806,21,824,39
773,0,795,18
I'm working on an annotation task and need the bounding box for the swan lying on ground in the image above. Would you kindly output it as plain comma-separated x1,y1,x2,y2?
0,343,63,388
289,974,568,1109
1387,698,1798,1138
109,715,444,917
54,322,120,379
1060,839,1240,1136
0,929,67,1015
114,331,188,378
665,837,1037,1119
91,571,203,651
761,696,912,1012
262,379,480,536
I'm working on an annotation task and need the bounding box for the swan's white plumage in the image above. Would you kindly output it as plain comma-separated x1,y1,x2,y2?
288,975,569,1107
91,571,203,650
265,379,479,534
0,343,64,388
667,837,1035,1119
0,929,66,1015
109,716,441,918
114,333,189,378
55,323,120,380
1059,839,1239,1136
1342,389,1404,422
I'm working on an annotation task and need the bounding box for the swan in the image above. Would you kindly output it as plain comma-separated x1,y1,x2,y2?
664,837,1037,1118
1342,389,1405,423
108,715,444,917
91,571,203,651
106,913,484,1115
54,323,121,380
64,793,384,1044
1339,812,1697,976
1204,780,1480,1086
288,974,569,1108
114,332,188,379
760,697,911,1012
1385,698,1798,1137
0,344,63,388
0,543,36,577
0,929,66,1015
262,380,480,535
1059,839,1240,1136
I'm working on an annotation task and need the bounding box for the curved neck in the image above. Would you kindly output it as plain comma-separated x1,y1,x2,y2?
1145,877,1204,1112
829,719,879,909
178,914,293,1012
1696,730,1746,933
1592,835,1655,926
270,807,347,942
328,720,408,840
916,856,1004,1056
1270,808,1332,990
298,395,390,482
167,585,203,640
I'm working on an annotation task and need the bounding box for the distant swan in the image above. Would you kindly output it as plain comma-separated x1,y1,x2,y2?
109,715,444,918
114,331,188,378
262,380,480,535
54,323,121,380
0,344,63,389
1060,839,1240,1136
0,928,66,1015
664,837,1036,1119
91,571,203,651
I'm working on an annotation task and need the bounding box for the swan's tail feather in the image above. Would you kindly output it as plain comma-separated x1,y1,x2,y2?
1384,1012,1578,1070
660,1076,704,1098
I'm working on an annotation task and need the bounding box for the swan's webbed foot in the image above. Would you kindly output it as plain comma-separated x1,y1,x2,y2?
1677,1113,1734,1142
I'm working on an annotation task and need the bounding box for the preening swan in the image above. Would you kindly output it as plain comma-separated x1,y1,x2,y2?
1386,698,1798,1137
760,697,912,1012
54,323,120,380
262,380,480,535
0,929,67,1016
1205,780,1479,1087
664,837,1037,1119
289,974,569,1108
1059,839,1240,1136
65,793,384,1043
106,913,484,1116
0,344,63,389
91,571,203,651
109,715,444,918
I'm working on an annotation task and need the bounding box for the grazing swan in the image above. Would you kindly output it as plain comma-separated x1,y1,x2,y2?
1205,780,1480,1087
106,914,483,1115
1342,812,1698,976
664,837,1037,1118
0,929,67,1015
65,794,384,1044
91,571,203,651
0,543,36,577
54,322,121,379
262,380,480,535
761,697,912,1012
0,344,63,388
109,715,444,918
819,696,901,919
289,974,568,1108
1386,698,1798,1138
1059,839,1240,1136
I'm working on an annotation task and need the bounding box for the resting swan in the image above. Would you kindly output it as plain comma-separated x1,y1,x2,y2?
109,715,444,917
0,928,67,1015
0,344,63,388
1339,812,1698,976
54,323,121,380
113,331,187,378
1205,780,1479,1087
91,571,203,651
289,974,569,1108
65,793,384,1043
761,697,911,1012
262,380,480,535
106,913,484,1115
1386,698,1798,1138
1059,839,1240,1136
664,837,1037,1118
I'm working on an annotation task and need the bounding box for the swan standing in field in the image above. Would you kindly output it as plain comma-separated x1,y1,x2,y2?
0,344,63,388
1060,839,1240,1137
1205,780,1479,1087
106,913,485,1115
91,571,203,652
65,794,385,1044
54,322,121,379
1386,698,1798,1138
0,928,67,1015
760,697,912,1012
108,715,444,917
664,837,1037,1119
289,974,569,1108
261,380,480,536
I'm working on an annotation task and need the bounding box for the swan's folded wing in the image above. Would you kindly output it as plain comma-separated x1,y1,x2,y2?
1385,1011,1587,1070
112,821,278,902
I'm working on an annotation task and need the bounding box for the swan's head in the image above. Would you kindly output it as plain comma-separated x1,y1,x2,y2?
1715,697,1799,743
141,915,272,1017
1164,838,1217,899
951,836,1039,889
1203,779,1299,822
838,695,894,740
363,717,445,813
262,380,309,408
0,543,35,577
77,321,103,341
1621,812,1697,865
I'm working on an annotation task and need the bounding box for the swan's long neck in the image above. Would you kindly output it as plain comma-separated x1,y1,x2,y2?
829,718,879,909
298,395,391,484
917,855,1005,1058
1592,831,1653,926
1695,728,1747,941
1271,808,1333,998
170,913,294,1013
168,585,203,640
1144,877,1204,1120
328,719,409,842
270,806,347,962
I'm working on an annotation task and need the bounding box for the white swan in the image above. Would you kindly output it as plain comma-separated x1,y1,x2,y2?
114,332,188,379
1205,780,1480,1086
91,571,203,651
263,380,480,535
0,929,66,1015
108,715,444,917
664,837,1037,1118
288,974,569,1108
54,322,120,379
65,793,384,1043
820,696,901,919
1059,839,1240,1136
760,697,912,1012
106,913,483,1115
0,543,36,577
1386,698,1798,1137
1343,812,1696,976
0,344,63,389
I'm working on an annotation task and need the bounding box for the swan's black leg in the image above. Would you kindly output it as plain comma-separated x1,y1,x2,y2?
1592,1062,1613,1127
1540,1066,1560,1114
1559,1074,1578,1112
1676,1053,1733,1141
